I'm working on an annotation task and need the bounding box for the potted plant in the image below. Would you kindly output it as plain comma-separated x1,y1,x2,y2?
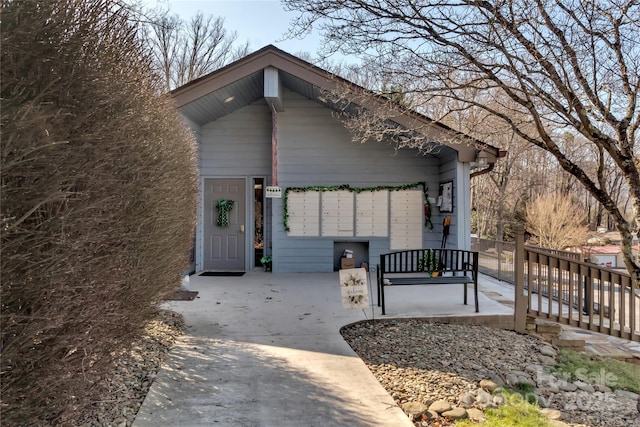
260,255,272,272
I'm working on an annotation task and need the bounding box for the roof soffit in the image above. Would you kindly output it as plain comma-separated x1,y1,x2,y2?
172,46,498,161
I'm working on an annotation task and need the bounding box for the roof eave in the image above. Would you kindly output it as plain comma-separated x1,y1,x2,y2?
171,45,501,162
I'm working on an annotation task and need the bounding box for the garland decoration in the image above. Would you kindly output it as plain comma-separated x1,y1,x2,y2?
215,199,234,228
283,182,432,232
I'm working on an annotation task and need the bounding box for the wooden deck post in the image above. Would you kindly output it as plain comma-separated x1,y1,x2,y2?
514,224,527,333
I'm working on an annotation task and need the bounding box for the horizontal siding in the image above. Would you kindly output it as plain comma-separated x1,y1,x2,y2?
429,155,462,249
200,101,272,177
196,101,272,271
191,88,469,272
273,90,449,272
276,239,332,273
277,91,433,187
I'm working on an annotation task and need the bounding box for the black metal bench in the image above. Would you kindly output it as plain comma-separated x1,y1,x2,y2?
377,248,479,315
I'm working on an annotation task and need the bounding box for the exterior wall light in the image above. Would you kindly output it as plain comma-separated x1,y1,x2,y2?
476,150,489,168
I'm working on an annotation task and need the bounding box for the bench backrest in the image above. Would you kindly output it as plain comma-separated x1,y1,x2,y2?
380,249,478,274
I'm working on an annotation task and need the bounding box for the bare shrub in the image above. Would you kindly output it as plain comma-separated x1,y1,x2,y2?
525,194,589,250
1,0,198,424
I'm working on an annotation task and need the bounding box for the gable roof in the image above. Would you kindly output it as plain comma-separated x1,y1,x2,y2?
171,45,500,163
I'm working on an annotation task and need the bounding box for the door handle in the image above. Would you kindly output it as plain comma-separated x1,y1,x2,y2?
240,225,245,234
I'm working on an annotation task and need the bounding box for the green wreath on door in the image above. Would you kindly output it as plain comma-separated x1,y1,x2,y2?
216,199,234,228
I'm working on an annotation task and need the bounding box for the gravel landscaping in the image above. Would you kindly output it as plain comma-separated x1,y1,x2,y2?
73,312,639,427
73,310,185,427
341,319,640,427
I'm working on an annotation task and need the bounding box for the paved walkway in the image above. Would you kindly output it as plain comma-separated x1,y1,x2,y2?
133,271,639,426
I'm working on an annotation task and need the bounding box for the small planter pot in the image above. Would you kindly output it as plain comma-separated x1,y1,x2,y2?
260,256,272,272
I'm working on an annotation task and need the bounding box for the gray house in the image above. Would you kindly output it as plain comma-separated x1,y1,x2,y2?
172,45,500,273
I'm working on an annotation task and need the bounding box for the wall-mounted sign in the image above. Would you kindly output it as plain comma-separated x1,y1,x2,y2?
438,181,453,213
265,186,282,198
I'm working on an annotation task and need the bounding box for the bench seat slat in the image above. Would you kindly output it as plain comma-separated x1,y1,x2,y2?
383,276,474,286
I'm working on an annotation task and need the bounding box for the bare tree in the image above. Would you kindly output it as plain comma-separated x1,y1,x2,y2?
284,0,640,282
430,91,542,241
144,9,249,90
526,195,590,250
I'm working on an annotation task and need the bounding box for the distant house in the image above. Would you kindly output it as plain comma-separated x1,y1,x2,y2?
171,45,501,273
582,245,639,269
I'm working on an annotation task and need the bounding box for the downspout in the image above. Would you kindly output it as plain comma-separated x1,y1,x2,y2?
270,102,278,185
268,102,278,272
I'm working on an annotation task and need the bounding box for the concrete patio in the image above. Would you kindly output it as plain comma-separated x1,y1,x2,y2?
132,271,638,426
132,272,512,427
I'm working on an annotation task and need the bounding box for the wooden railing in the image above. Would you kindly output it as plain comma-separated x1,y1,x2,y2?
471,237,581,283
511,226,639,342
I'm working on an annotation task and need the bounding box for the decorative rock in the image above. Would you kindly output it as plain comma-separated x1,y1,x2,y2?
475,390,495,409
467,407,485,422
492,394,506,406
489,374,505,388
559,381,578,392
506,370,534,387
538,354,557,366
539,345,558,358
401,401,429,420
480,379,499,393
540,408,563,420
458,392,475,408
441,406,467,420
428,400,452,414
536,394,550,408
525,364,541,375
535,371,558,387
574,380,595,393
615,389,639,400
506,372,519,386
540,383,560,394
339,320,636,427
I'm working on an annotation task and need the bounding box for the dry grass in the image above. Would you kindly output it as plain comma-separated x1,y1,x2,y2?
1,0,198,424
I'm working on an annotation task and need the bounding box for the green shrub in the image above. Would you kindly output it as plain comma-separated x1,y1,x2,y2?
1,0,198,424
456,389,553,427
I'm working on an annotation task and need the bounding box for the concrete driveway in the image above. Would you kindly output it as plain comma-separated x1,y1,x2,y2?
133,272,512,427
